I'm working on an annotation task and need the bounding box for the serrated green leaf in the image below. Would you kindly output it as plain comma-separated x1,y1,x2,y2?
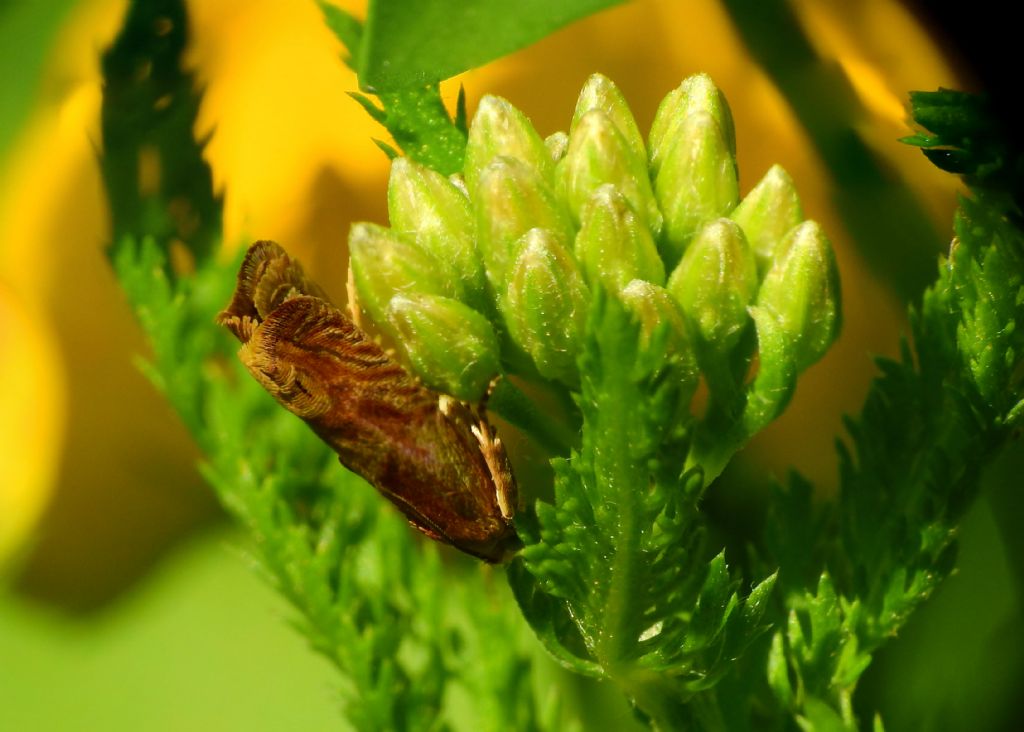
507,560,603,677
349,91,387,122
316,0,362,65
686,553,738,647
321,15,467,174
767,631,794,709
738,572,778,638
766,87,1024,731
358,0,626,90
516,290,776,719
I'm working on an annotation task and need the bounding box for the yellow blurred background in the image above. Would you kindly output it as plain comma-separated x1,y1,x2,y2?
6,0,1016,729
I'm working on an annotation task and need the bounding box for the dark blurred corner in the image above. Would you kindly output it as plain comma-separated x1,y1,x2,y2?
905,0,1024,214
906,0,1019,128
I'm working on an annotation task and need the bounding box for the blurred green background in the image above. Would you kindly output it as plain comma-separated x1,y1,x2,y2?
1,0,1020,729
1,529,343,731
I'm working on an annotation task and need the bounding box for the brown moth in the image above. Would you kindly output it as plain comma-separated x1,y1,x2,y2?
217,241,519,562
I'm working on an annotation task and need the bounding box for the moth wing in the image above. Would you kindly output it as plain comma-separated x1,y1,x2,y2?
237,295,488,545
225,275,519,562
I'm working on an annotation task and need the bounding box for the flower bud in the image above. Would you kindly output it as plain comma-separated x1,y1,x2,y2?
649,73,736,178
386,294,501,401
475,156,574,292
349,222,454,329
731,165,804,272
755,221,841,372
571,73,646,165
620,279,699,418
559,109,663,234
667,218,757,358
654,111,739,267
387,157,487,307
545,131,569,163
504,228,589,386
464,95,552,194
575,184,664,291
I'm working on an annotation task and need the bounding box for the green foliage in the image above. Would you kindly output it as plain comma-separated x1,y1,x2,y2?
318,1,468,175
349,83,469,175
358,0,626,91
752,88,1024,731
102,3,564,730
100,0,221,261
345,72,841,489
901,89,1022,204
99,2,1023,730
512,292,777,728
332,68,831,728
111,235,561,731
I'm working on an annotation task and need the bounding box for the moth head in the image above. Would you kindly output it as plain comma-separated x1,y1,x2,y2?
218,240,330,342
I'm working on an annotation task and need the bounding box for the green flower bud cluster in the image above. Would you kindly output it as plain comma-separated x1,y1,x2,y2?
348,73,840,409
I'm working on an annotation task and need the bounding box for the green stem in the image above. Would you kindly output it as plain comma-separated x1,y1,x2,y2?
616,673,695,731
590,352,693,730
686,345,752,487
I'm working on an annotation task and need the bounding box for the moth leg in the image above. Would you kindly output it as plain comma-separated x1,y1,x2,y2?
470,420,516,520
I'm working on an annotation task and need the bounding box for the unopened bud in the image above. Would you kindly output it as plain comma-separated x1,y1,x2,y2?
559,109,663,234
571,73,646,165
349,222,454,329
755,221,841,372
731,165,804,272
649,73,736,178
475,156,573,291
620,279,699,418
504,228,589,386
654,111,739,267
545,131,569,163
575,184,664,291
387,157,486,307
667,218,757,357
386,294,501,401
464,95,552,194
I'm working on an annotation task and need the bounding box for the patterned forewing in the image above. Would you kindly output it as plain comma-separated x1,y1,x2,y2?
219,241,517,561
